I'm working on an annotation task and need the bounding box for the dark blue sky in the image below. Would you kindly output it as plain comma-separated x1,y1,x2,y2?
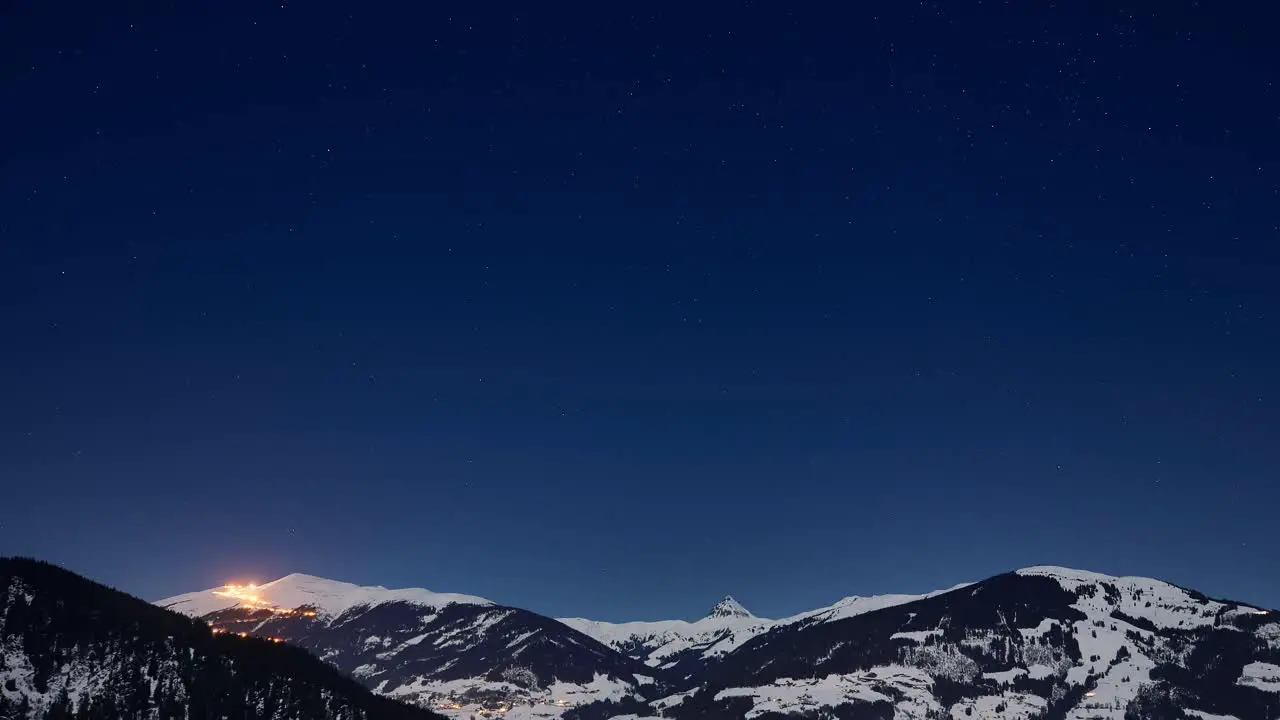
3,1,1277,621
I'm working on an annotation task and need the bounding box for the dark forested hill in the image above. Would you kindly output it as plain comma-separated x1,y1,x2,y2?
0,557,443,720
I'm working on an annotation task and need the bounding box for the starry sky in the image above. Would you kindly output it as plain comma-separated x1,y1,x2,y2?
2,1,1278,622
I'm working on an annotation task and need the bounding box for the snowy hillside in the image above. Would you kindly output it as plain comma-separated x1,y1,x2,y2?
560,586,969,680
157,573,492,619
663,566,1280,720
780,582,973,629
148,566,1280,719
559,596,775,676
158,574,654,720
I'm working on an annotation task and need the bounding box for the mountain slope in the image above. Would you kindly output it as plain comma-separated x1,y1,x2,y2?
661,566,1280,720
0,557,442,720
158,573,492,619
147,566,1280,719
559,586,968,681
778,583,973,630
158,575,657,719
559,596,774,678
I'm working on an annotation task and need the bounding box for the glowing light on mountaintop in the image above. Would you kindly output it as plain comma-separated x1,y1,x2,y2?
213,583,274,609
211,583,315,616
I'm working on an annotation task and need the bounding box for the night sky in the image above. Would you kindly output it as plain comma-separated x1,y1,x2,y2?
3,2,1277,621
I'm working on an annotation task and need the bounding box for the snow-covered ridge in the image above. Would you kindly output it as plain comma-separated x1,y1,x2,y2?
156,572,492,619
140,564,1280,719
559,601,774,666
559,583,974,669
559,595,794,667
781,582,972,627
1016,565,1261,629
678,567,1277,720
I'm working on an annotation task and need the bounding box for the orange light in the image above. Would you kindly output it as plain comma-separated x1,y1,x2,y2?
212,583,302,614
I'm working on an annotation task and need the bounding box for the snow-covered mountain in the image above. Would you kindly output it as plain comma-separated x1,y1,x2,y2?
158,572,493,619
559,586,970,681
157,574,656,720
558,596,774,678
659,566,1280,720
708,597,754,619
779,582,973,630
149,566,1280,720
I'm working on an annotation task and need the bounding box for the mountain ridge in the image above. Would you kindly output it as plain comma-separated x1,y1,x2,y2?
158,573,658,719
154,565,1276,630
157,572,493,619
665,568,1279,720
153,564,1280,720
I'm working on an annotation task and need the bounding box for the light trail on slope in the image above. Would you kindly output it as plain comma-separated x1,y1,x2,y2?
211,583,317,616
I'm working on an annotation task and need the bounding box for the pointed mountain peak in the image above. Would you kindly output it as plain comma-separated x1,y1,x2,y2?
708,595,753,619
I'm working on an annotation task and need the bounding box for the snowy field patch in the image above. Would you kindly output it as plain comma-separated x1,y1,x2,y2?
983,667,1028,684
1238,662,1280,693
716,666,937,719
1186,710,1242,720
948,692,1045,720
893,629,942,642
379,673,639,720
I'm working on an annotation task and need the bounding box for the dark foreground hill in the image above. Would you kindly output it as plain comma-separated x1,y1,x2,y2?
0,557,443,720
